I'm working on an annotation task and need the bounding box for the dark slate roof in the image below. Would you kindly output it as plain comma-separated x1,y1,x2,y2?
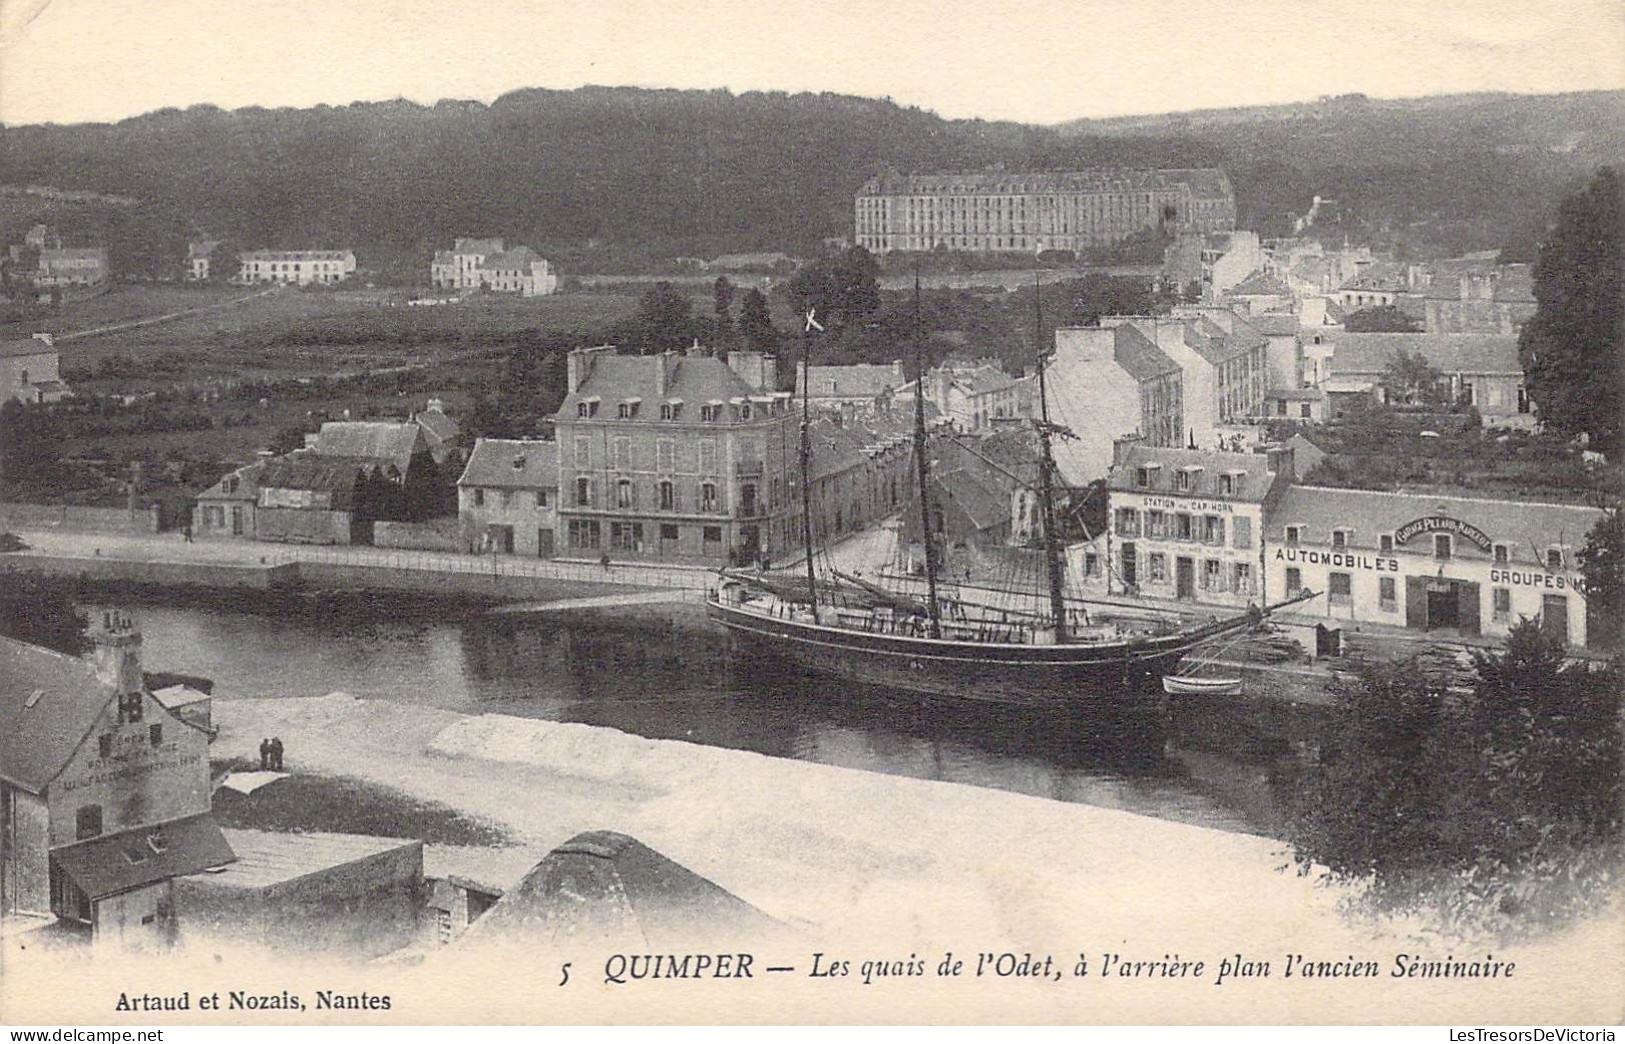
1112,325,1181,380
257,456,368,492
460,830,787,951
0,636,109,793
1228,271,1290,296
1328,333,1521,375
931,468,1009,532
458,438,559,489
797,363,906,399
314,421,424,472
480,246,545,271
414,407,459,445
1269,485,1603,565
453,237,505,255
1283,434,1328,476
1339,261,1407,292
0,336,56,359
197,461,263,502
558,353,766,420
1182,316,1265,365
54,813,235,900
857,167,1228,199
1107,444,1278,502
1247,312,1301,337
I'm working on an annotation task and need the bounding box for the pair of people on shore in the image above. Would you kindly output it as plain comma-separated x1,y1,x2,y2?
257,736,285,772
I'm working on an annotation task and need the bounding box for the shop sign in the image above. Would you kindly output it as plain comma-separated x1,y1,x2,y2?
1394,516,1493,553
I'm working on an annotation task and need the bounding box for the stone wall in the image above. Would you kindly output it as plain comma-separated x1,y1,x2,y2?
374,519,466,552
0,502,160,534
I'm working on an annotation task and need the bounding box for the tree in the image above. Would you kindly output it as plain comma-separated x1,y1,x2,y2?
0,574,90,656
786,246,880,333
1344,304,1421,333
1519,167,1623,457
712,276,736,354
1578,506,1622,652
631,282,700,354
1383,349,1446,406
1287,620,1621,935
0,400,62,493
738,287,778,353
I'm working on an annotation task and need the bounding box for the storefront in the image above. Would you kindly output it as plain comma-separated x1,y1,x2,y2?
1263,486,1605,648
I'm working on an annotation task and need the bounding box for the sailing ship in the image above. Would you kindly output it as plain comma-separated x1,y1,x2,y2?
704,276,1308,710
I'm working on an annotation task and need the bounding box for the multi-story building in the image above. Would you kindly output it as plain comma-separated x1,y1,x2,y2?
36,247,108,288
1046,325,1184,485
185,240,222,281
430,239,558,296
0,615,235,947
553,346,798,565
796,361,909,414
1104,309,1271,450
2,333,69,404
237,250,356,285
457,438,559,556
854,167,1235,255
1420,264,1537,335
1264,487,1605,649
805,412,914,548
1162,230,1263,303
918,361,1034,433
1070,442,1295,606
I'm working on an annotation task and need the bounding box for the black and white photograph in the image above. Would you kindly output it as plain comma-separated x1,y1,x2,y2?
0,0,1620,1027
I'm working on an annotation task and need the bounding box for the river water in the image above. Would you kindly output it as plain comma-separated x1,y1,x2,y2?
114,598,1296,837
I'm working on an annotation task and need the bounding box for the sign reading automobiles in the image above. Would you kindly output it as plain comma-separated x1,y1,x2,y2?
1393,515,1494,553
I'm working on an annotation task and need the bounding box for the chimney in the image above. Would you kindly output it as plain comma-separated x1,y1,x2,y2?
892,359,905,383
1112,433,1146,468
760,354,777,393
90,611,144,697
1266,445,1296,484
727,351,767,393
566,345,616,394
425,397,445,414
655,352,678,397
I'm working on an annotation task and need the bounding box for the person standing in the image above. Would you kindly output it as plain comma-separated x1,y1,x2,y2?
269,737,284,772
258,737,270,771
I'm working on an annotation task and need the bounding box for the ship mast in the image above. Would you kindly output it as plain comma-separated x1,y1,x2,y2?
910,272,943,637
800,310,820,607
1032,273,1069,641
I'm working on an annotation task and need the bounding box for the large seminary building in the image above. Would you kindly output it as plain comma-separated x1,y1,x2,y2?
854,168,1235,255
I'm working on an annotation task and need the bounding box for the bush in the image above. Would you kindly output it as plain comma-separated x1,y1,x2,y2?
1285,620,1621,939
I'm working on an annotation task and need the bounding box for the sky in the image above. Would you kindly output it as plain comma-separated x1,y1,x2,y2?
1,0,1621,127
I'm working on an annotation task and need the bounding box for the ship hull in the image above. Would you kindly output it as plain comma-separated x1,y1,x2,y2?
707,599,1191,709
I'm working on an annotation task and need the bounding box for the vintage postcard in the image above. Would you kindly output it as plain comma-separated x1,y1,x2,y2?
0,0,1620,1027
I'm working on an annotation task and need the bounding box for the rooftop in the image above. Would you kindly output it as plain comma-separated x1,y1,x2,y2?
559,353,770,421
190,829,418,890
458,438,559,490
0,635,109,793
797,362,906,400
1108,444,1279,500
313,421,425,472
1327,332,1522,375
859,167,1230,200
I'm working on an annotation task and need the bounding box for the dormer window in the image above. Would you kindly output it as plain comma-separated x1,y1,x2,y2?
1175,470,1190,492
118,691,142,724
577,402,590,418
1285,525,1301,547
740,403,752,421
1135,467,1150,488
1331,529,1347,550
618,399,640,419
1380,534,1394,553
1493,543,1509,564
661,401,681,421
1546,547,1564,571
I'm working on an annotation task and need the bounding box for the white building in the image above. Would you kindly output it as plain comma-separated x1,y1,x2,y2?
457,438,560,556
238,250,356,286
430,239,558,296
1264,486,1605,649
431,238,505,290
1,333,70,404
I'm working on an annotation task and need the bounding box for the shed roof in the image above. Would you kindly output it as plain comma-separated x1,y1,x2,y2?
257,456,368,492
55,814,235,900
188,829,419,890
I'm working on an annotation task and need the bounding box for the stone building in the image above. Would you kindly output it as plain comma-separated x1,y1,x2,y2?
192,461,262,539
1420,264,1536,335
1046,324,1184,485
0,615,235,948
430,238,558,296
185,240,222,281
1069,442,1295,606
1,333,69,405
803,412,914,549
899,361,1034,433
237,249,356,285
457,438,560,556
1264,487,1605,649
1104,309,1271,450
1321,332,1532,423
553,346,798,565
431,238,506,290
795,361,909,414
1162,230,1263,303
854,167,1235,254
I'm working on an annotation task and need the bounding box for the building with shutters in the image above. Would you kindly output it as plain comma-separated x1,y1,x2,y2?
553,345,799,565
1263,487,1606,649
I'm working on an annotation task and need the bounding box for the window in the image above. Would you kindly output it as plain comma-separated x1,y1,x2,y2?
611,522,642,551
1492,586,1511,621
1202,558,1224,591
1233,562,1253,595
701,482,719,512
1379,576,1397,612
1546,548,1564,571
98,734,112,759
1147,510,1166,538
1135,467,1150,488
616,479,634,509
118,691,142,724
473,488,485,507
1175,470,1191,492
1329,571,1352,605
1233,516,1252,550
613,437,631,470
1300,403,1312,419
567,519,601,549
660,523,679,541
703,526,722,546
76,805,102,841
149,724,162,746
1285,567,1302,595
1380,534,1393,553
577,402,590,418
659,481,675,510
575,477,592,507
1218,474,1233,496
700,405,720,422
1083,552,1100,578
1493,543,1508,564
1204,515,1225,545
1285,525,1300,546
535,490,548,509
1148,553,1167,582
574,437,591,468
501,490,516,509
1434,534,1452,560
618,402,636,419
1331,529,1347,550
660,403,678,421
1115,508,1140,537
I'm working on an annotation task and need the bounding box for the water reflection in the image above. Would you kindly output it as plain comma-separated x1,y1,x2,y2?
117,601,1287,836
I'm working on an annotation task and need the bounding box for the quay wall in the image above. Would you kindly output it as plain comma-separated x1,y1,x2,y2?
0,553,282,589
0,502,160,534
